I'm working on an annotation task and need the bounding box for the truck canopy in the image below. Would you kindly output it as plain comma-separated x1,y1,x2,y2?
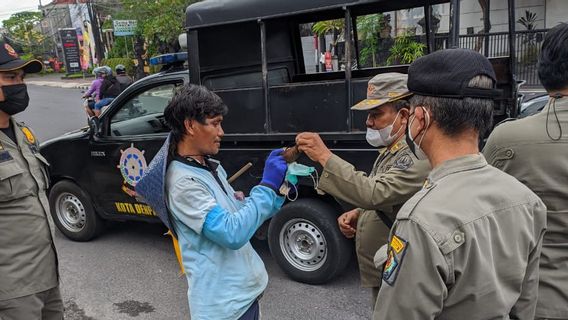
186,0,449,29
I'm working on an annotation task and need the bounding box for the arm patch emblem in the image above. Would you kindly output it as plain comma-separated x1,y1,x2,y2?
383,234,408,286
392,154,414,170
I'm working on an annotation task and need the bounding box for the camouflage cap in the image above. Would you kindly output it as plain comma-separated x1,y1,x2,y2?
351,72,412,111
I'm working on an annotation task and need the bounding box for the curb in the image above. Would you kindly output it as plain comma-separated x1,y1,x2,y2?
27,81,91,90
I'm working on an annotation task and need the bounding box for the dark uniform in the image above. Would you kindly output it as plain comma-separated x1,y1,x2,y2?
484,97,568,319
0,120,61,319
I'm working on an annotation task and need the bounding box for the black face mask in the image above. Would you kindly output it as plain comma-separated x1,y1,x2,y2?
0,84,30,115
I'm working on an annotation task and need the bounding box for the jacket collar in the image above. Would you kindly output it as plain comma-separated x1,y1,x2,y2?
428,153,487,183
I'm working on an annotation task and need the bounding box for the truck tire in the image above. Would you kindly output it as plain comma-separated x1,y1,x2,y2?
268,198,352,284
48,180,103,241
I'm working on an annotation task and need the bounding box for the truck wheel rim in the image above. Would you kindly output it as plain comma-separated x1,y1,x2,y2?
56,192,87,233
279,218,327,272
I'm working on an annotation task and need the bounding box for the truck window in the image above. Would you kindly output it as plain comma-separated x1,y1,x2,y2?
299,19,348,74
355,7,432,69
109,83,181,137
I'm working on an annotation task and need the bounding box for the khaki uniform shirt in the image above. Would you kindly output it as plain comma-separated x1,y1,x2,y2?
0,119,58,301
483,97,568,319
373,154,547,320
318,139,430,287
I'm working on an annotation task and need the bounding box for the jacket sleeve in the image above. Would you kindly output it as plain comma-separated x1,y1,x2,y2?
318,153,429,211
168,177,284,250
509,199,547,319
85,80,98,96
374,220,447,320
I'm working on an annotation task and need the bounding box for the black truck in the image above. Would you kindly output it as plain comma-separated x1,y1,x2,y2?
42,0,520,284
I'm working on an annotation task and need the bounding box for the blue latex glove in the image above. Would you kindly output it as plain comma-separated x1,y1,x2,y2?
260,149,287,192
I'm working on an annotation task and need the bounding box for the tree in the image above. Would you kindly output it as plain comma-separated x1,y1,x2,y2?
113,0,198,77
119,0,198,56
357,14,388,67
2,11,45,57
312,19,344,56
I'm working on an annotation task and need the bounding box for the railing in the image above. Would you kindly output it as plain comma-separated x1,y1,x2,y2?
434,29,548,86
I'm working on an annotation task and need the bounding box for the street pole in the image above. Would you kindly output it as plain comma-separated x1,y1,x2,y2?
87,0,104,64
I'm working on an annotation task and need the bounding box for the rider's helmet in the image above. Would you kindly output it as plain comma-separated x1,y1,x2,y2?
102,66,112,76
93,66,104,77
115,64,126,75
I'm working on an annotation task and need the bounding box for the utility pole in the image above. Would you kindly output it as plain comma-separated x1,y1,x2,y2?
87,0,104,63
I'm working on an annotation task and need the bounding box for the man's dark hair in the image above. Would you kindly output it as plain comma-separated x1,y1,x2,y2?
164,84,228,148
538,23,568,92
410,75,494,137
394,99,410,111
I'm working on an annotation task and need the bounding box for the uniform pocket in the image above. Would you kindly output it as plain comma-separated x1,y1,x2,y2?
0,160,26,201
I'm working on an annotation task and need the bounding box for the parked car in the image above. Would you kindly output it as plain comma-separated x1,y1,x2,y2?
520,94,548,118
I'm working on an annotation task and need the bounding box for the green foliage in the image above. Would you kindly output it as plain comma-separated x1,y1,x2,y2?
312,19,344,36
517,10,537,31
119,0,198,55
517,10,539,65
101,58,136,76
2,11,45,57
357,14,384,67
107,36,132,59
386,31,425,65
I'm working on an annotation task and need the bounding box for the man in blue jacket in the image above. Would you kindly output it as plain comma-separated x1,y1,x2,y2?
139,84,287,320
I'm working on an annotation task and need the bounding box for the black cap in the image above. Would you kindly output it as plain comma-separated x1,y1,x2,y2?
0,41,43,73
408,48,501,99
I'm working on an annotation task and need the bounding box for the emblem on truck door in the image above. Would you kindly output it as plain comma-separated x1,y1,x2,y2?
117,143,147,197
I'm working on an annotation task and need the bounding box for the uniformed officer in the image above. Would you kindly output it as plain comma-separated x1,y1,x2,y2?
296,73,430,309
373,49,547,319
0,41,63,319
483,23,568,320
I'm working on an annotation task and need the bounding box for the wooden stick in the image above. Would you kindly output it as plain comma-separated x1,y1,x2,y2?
228,162,253,184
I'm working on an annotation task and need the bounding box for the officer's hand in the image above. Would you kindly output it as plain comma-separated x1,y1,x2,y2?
295,132,333,166
260,149,287,192
337,209,359,239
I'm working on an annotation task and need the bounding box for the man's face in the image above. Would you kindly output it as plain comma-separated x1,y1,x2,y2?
186,115,224,155
366,103,407,133
0,69,25,102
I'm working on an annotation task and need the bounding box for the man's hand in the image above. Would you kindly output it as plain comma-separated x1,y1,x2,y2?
337,208,359,239
295,132,333,166
260,149,287,192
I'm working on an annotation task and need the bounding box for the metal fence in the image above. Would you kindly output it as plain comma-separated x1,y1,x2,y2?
434,29,548,86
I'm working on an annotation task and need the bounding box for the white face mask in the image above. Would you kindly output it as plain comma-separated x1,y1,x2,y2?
366,111,402,147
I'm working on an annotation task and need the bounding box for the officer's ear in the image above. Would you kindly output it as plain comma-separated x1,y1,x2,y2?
399,108,410,125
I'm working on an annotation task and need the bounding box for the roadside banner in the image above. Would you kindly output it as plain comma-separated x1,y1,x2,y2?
59,28,82,74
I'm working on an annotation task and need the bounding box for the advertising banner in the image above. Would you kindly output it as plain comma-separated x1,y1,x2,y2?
59,28,82,74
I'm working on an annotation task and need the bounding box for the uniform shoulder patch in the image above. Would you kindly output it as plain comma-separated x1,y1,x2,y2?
383,234,408,286
20,126,36,145
392,153,414,171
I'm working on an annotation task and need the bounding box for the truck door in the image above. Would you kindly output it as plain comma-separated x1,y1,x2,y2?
88,79,184,220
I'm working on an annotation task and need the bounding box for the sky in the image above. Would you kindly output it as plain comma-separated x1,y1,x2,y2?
0,0,44,27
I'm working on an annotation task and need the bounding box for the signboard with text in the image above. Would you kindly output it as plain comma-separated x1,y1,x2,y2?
59,29,81,74
113,20,137,36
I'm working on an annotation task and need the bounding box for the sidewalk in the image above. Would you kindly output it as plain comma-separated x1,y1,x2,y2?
26,73,92,90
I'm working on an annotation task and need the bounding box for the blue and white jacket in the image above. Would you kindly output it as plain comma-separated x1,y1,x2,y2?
166,155,284,320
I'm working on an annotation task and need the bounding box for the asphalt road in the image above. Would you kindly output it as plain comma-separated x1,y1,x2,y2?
15,84,372,320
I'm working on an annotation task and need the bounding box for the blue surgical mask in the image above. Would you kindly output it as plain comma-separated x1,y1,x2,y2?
281,162,318,201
